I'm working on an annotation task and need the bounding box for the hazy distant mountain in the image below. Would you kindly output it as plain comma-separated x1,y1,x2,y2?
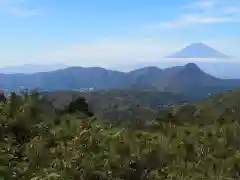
113,61,240,79
113,42,238,78
127,63,240,100
1,63,240,100
127,67,163,88
166,43,231,58
0,63,68,74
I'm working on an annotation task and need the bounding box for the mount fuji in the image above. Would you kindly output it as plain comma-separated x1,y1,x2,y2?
166,43,231,59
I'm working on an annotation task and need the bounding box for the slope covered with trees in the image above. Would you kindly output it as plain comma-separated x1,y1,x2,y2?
1,89,240,179
43,89,189,122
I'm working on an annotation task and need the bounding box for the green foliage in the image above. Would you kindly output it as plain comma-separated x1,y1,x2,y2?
44,89,187,122
1,90,240,179
61,97,93,117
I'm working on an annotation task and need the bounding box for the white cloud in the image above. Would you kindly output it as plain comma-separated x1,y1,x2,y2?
43,37,239,67
158,14,234,28
153,0,240,29
183,0,217,11
0,37,239,68
223,7,240,14
0,0,36,17
44,38,181,67
4,7,36,17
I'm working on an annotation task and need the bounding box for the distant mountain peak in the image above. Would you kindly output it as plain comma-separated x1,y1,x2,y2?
189,42,205,46
184,63,200,70
167,43,231,59
179,63,203,75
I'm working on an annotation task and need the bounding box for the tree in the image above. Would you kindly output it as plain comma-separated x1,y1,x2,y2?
63,97,93,117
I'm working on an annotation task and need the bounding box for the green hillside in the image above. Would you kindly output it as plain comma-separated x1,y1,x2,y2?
155,89,240,125
43,88,240,124
43,89,189,122
1,89,240,179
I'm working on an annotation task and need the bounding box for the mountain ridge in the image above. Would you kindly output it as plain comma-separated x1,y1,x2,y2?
0,63,240,100
0,63,68,74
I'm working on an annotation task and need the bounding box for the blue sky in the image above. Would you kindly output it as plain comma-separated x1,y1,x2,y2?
0,0,239,68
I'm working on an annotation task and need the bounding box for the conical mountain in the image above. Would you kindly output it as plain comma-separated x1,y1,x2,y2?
167,43,231,58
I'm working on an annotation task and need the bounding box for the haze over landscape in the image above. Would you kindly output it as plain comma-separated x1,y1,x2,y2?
0,0,240,104
0,0,239,74
2,1,240,180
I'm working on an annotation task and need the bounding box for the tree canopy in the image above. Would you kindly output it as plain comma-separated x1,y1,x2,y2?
1,90,240,179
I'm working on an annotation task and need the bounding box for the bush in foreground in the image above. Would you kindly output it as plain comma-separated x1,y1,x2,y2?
0,91,240,179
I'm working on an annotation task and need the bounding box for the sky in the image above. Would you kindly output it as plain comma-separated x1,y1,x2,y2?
0,0,239,68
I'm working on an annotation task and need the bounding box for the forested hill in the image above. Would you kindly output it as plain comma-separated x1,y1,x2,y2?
1,63,240,100
1,89,240,179
156,89,240,125
43,89,190,122
43,88,240,123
